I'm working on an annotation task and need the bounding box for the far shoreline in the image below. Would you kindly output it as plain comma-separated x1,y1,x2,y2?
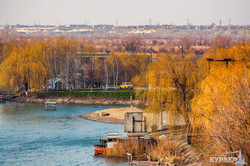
10,96,140,106
9,95,143,125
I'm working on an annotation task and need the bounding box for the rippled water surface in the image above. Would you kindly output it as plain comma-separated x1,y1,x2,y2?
0,102,128,166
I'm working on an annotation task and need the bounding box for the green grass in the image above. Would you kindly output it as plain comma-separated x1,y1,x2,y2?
58,91,136,99
32,90,136,99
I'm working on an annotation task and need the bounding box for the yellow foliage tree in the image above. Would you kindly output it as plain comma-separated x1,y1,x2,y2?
191,43,250,159
0,40,48,91
136,51,205,139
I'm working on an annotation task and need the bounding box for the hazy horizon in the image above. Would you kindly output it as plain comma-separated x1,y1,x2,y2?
0,0,249,26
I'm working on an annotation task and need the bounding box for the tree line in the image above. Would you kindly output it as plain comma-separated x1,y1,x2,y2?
0,37,149,91
0,35,249,160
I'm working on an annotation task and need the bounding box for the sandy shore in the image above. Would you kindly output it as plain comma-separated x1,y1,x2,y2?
79,107,144,124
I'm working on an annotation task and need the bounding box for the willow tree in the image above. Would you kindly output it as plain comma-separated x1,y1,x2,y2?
205,41,249,61
136,51,204,141
191,64,250,158
0,40,49,91
120,52,148,83
191,43,250,158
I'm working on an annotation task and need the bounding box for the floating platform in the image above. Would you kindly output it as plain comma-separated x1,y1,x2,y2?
45,102,57,110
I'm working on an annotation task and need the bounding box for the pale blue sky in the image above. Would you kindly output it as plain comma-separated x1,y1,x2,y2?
0,0,249,25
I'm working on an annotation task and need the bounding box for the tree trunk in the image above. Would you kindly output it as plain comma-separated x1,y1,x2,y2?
186,118,191,145
104,60,109,90
24,82,28,92
116,61,119,89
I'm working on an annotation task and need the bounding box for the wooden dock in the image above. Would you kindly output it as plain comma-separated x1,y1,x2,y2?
45,102,57,110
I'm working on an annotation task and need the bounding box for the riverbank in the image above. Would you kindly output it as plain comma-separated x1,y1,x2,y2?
80,107,144,124
11,96,140,105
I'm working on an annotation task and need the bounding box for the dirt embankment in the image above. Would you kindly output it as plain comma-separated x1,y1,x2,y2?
80,107,144,124
11,96,140,106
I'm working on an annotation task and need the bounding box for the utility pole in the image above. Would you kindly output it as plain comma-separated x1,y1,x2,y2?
219,19,222,27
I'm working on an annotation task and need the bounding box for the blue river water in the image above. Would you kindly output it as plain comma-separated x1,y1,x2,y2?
0,102,128,166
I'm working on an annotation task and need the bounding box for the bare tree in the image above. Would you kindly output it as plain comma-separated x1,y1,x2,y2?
122,36,143,54
210,35,231,49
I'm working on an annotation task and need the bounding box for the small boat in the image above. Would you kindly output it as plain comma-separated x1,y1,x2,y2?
93,132,120,154
93,144,107,154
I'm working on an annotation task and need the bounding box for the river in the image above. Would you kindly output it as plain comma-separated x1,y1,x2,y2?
0,102,128,166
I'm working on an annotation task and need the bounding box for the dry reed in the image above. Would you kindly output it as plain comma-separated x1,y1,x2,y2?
106,139,149,159
106,137,184,165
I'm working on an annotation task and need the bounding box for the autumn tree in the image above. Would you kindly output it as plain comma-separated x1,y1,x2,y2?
191,42,250,160
136,49,205,143
191,64,250,160
39,39,59,89
0,39,49,91
123,53,148,83
0,37,84,91
105,52,148,88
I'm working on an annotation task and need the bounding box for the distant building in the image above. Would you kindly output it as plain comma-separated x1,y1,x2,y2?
46,78,61,89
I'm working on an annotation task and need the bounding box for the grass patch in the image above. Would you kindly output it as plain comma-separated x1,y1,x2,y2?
59,91,136,99
56,91,135,99
31,90,136,99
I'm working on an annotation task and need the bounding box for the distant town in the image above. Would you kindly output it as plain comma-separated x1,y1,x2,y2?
1,23,249,38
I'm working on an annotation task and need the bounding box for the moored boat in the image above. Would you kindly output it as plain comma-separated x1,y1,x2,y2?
93,144,107,154
93,132,120,154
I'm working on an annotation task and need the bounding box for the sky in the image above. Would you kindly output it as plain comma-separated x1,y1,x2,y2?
0,0,249,26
